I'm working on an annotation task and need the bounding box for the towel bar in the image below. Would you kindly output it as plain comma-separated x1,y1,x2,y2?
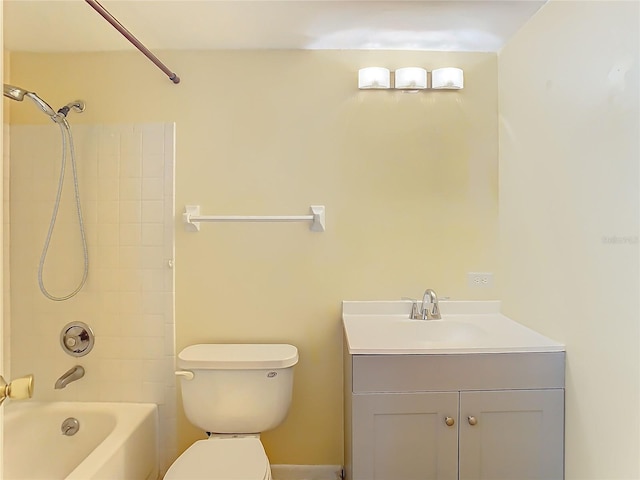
182,205,326,232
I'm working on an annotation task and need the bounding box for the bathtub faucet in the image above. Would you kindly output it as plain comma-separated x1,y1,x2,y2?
54,365,85,389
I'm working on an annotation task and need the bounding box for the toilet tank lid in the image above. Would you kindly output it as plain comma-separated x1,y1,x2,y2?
178,344,299,369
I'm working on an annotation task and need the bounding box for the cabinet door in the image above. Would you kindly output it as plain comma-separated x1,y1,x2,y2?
459,389,564,480
352,392,458,480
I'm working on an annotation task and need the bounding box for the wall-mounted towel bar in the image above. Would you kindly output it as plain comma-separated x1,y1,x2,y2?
182,205,326,232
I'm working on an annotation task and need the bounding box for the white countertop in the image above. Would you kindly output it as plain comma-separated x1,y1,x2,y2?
342,300,565,355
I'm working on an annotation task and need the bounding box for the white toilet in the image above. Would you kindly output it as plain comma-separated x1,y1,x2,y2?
165,343,299,480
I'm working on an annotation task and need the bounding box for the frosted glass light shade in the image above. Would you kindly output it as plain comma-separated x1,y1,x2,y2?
431,67,464,89
394,67,427,89
358,67,390,89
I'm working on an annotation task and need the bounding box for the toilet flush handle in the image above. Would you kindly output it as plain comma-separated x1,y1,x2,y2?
175,370,194,380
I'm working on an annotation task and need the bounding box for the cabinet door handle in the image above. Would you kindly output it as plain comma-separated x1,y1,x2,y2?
444,416,455,427
467,416,478,426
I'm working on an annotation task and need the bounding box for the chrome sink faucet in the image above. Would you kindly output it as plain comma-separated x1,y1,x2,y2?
54,365,85,389
421,289,441,320
403,289,442,320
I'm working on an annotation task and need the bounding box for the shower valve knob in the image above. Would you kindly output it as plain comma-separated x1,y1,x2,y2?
0,374,34,405
60,322,95,357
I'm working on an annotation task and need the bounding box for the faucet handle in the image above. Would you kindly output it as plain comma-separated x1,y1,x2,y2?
0,374,34,405
401,297,420,319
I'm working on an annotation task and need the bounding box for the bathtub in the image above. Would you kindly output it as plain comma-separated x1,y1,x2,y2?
4,402,158,480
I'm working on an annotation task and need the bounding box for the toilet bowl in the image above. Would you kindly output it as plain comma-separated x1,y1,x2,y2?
164,436,271,480
164,344,298,480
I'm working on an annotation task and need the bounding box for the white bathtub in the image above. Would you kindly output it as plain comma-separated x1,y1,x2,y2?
4,402,158,480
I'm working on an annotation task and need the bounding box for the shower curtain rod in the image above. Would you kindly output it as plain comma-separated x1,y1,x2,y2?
85,0,180,84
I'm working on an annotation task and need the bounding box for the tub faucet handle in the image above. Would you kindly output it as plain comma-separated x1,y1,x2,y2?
0,374,34,405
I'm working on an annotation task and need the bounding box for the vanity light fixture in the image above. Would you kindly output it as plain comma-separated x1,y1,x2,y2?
394,67,428,90
358,67,391,89
358,66,464,91
431,67,464,90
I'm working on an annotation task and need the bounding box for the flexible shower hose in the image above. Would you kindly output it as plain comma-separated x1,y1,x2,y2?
37,119,89,301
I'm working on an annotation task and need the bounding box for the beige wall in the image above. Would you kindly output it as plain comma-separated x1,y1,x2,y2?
7,50,499,464
498,1,639,478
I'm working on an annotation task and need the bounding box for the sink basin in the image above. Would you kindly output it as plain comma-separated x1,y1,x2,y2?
395,318,486,343
342,300,565,354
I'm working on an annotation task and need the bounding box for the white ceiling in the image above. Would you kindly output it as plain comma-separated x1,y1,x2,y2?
3,0,545,53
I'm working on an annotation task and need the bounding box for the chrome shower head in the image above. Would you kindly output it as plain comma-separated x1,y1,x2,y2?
4,83,57,118
3,83,85,123
25,92,57,117
3,84,28,101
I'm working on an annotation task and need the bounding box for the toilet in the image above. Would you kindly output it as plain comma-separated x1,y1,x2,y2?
164,343,298,480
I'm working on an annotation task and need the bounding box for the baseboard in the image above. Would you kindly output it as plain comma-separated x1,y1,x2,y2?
270,464,343,480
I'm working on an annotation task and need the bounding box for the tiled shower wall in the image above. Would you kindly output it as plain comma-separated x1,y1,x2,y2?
7,123,176,472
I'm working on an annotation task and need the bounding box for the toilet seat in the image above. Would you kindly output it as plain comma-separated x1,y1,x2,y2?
164,437,271,480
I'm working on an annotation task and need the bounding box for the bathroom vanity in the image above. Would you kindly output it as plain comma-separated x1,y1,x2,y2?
342,301,565,480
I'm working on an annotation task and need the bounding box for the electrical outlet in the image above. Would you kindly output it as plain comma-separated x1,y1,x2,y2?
467,272,494,288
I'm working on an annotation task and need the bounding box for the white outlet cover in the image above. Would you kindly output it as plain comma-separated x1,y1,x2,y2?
467,272,494,288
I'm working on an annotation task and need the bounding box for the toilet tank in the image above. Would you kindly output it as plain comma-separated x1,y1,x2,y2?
177,344,298,434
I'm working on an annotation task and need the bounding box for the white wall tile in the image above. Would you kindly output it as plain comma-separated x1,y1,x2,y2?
98,129,120,157
143,314,165,337
142,177,164,201
119,246,141,270
98,268,120,292
141,337,164,360
97,223,119,246
97,245,119,267
119,200,141,223
98,155,120,178
142,269,165,293
142,200,164,223
120,178,142,200
9,122,176,468
119,223,141,246
120,129,142,164
142,155,164,178
142,292,165,315
142,381,166,404
97,177,119,201
141,246,164,269
82,200,98,225
119,292,143,314
141,125,165,157
120,269,143,292
142,224,164,246
98,200,119,224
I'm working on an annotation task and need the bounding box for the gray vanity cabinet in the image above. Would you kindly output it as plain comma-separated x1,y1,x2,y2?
352,391,459,479
458,389,564,480
344,351,565,480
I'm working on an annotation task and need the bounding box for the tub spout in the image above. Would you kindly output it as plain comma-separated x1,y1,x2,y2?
54,366,85,389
